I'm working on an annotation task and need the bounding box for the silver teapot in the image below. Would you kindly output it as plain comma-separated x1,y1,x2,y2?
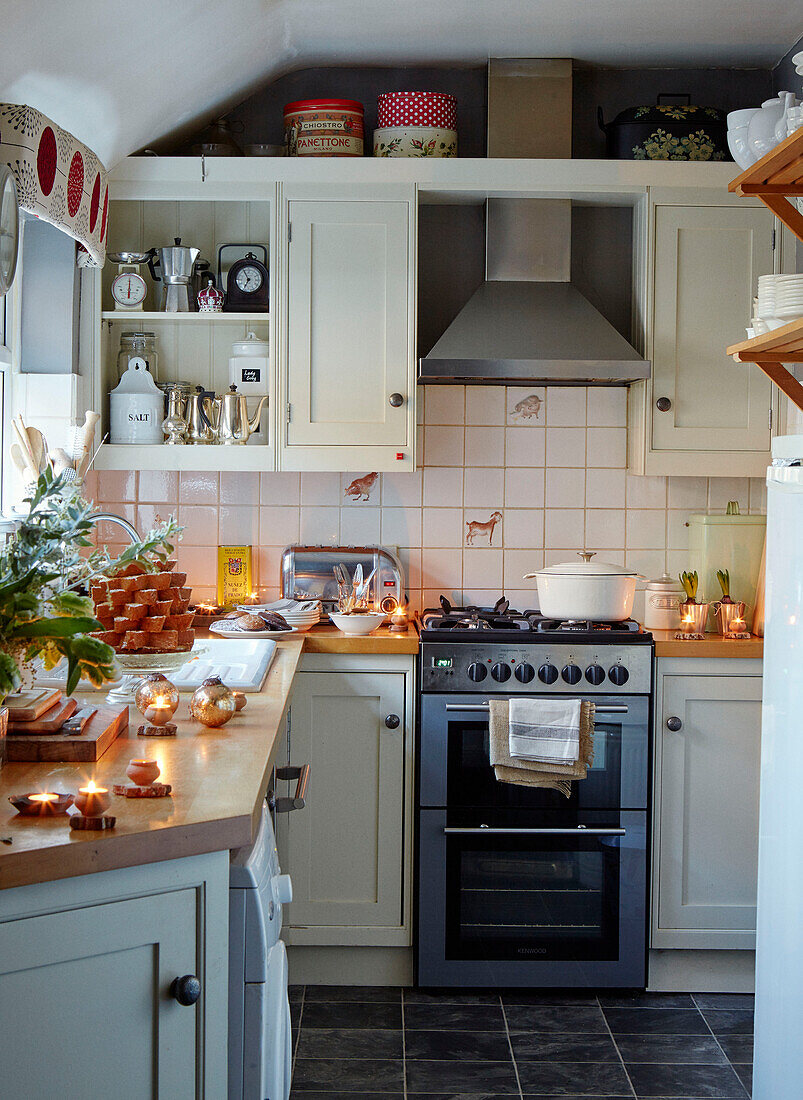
185,386,216,444
210,385,268,445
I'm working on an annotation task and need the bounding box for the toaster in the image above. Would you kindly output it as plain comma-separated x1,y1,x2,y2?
281,545,406,615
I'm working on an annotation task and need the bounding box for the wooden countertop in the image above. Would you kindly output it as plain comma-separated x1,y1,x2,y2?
652,630,763,658
301,622,418,653
0,637,305,892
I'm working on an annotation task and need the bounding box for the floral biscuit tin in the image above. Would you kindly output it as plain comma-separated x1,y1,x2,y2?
284,99,364,157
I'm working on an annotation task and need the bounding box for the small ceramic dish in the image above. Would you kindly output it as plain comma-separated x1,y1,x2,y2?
9,792,74,816
209,622,298,639
329,611,386,636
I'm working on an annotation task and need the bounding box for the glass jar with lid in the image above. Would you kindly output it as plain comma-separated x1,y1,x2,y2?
116,331,159,382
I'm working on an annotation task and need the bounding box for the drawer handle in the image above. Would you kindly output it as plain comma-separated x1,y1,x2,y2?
388,392,404,408
384,714,400,729
656,397,672,412
171,974,201,1006
269,763,310,813
444,703,628,714
666,716,683,732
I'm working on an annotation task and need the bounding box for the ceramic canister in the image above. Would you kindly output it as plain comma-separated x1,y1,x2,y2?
284,99,364,157
643,573,685,631
228,331,269,395
110,361,164,444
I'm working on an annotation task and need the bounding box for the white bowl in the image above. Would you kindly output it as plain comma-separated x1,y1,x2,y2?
329,611,386,635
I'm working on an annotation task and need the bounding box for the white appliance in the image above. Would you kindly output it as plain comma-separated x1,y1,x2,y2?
754,436,803,1100
229,804,293,1100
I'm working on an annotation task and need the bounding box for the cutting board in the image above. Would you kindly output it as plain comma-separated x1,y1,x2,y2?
7,697,77,734
5,706,129,762
4,688,62,721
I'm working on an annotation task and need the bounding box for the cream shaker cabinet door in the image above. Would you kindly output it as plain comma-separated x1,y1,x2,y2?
280,670,407,940
285,199,411,449
653,673,762,949
0,888,201,1097
652,204,773,454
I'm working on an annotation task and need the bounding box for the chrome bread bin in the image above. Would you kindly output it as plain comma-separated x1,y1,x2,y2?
281,545,406,615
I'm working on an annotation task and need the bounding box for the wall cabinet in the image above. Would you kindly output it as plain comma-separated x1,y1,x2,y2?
276,653,414,946
280,185,417,471
0,852,228,1097
652,658,763,949
629,192,778,476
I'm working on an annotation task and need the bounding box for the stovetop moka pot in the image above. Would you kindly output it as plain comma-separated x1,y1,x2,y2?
148,238,200,311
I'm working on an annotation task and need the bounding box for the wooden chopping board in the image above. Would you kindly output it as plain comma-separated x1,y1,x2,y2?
7,697,77,734
4,688,62,721
4,706,129,762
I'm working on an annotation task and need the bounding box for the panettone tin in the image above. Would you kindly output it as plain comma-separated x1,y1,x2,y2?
284,99,364,157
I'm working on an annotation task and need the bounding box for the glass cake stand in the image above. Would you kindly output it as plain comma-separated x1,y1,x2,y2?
106,646,206,704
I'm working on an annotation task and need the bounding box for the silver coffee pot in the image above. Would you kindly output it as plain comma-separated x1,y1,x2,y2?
185,386,216,445
210,385,268,445
148,238,200,312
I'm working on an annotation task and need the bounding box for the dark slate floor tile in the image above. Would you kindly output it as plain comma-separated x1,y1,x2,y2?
700,1010,754,1037
625,1061,749,1098
405,1003,507,1031
291,1001,302,1028
502,992,600,1006
692,993,754,1012
291,1093,404,1099
505,1005,608,1034
410,1095,523,1100
289,984,304,1002
301,1001,402,1030
614,1033,727,1064
715,1035,754,1063
291,1057,404,1092
405,988,503,1005
509,1033,619,1062
406,1059,520,1093
516,1060,632,1095
733,1062,752,1096
304,984,401,1002
295,1027,403,1060
598,992,695,1009
405,1029,512,1061
603,1007,709,1036
521,1096,632,1099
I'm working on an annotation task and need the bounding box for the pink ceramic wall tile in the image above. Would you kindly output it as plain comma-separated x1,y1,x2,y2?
502,509,545,550
505,427,546,467
221,471,260,506
585,508,626,551
465,426,505,467
260,472,301,505
178,504,220,545
464,467,504,509
506,388,545,425
178,471,220,505
259,506,301,547
465,386,506,425
423,467,463,508
424,385,464,424
138,470,179,503
97,470,137,501
424,426,464,466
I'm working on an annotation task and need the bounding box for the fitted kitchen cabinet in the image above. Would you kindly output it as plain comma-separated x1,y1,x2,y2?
629,192,778,476
652,658,763,949
0,852,228,1097
278,184,417,471
276,653,415,946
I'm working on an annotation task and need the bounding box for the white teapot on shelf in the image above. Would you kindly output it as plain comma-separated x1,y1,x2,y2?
748,91,797,160
774,91,801,144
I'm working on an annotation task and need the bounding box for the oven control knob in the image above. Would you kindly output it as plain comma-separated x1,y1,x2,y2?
608,664,629,686
562,664,582,684
585,664,606,685
515,662,535,683
467,662,487,682
491,662,511,682
538,663,559,684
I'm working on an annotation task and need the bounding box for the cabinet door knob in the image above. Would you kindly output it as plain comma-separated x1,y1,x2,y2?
388,393,404,408
170,974,201,1006
656,397,672,412
666,716,683,732
384,714,400,729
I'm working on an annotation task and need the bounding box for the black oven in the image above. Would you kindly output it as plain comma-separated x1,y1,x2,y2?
417,693,649,987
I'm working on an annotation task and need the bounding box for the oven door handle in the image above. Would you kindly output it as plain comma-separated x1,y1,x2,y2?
443,703,629,714
443,827,627,835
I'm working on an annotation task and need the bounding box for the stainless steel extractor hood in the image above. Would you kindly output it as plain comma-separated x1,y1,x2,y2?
419,198,650,386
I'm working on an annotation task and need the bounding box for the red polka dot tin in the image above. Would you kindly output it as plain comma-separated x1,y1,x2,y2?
377,92,457,130
284,99,364,157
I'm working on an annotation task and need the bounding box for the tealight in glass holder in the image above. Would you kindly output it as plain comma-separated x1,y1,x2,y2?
135,673,179,737
675,601,709,640
716,600,750,639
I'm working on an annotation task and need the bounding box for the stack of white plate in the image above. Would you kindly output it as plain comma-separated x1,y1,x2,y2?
774,275,803,321
236,598,321,632
751,274,803,335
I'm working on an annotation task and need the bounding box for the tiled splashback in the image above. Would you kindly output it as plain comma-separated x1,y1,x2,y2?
88,385,766,618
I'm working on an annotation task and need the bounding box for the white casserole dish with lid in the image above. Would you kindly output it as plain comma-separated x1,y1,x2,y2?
524,552,642,622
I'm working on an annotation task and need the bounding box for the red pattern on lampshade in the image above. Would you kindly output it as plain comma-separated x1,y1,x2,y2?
37,126,57,195
89,172,101,233
67,151,84,217
377,92,456,130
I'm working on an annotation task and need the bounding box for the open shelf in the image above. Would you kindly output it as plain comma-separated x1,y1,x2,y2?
94,444,273,472
101,311,270,323
729,127,803,244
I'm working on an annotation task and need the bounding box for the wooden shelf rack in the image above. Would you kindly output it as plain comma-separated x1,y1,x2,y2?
726,128,803,411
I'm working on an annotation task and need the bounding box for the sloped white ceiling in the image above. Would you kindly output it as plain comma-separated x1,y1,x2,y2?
2,0,801,167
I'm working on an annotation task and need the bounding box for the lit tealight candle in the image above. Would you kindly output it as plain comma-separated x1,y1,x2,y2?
75,780,111,817
143,695,177,726
29,792,59,804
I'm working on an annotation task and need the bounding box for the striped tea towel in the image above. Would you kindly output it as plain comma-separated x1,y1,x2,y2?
508,697,581,765
489,699,596,798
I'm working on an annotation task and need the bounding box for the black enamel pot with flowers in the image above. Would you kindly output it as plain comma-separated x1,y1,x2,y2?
598,94,729,161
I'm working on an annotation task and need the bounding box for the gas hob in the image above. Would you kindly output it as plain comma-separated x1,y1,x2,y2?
420,598,653,695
